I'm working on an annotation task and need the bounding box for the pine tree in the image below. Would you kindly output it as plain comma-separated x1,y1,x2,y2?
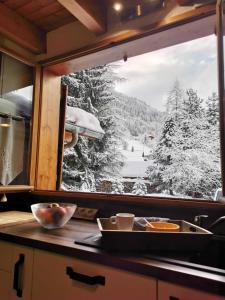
183,88,204,119
148,82,221,199
132,178,147,195
206,92,219,126
111,179,124,194
147,117,176,194
62,65,124,191
166,79,183,120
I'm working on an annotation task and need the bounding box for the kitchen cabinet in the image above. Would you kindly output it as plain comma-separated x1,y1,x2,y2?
0,270,11,300
32,249,157,300
9,245,34,300
0,241,34,300
0,241,14,300
158,280,225,300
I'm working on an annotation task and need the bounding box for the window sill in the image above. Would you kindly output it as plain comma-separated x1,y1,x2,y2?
31,190,225,209
0,185,34,193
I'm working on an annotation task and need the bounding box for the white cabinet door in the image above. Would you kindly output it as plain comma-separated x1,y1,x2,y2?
9,245,34,300
32,249,157,300
158,280,225,300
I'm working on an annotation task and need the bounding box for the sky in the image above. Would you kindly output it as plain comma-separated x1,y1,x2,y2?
115,35,217,111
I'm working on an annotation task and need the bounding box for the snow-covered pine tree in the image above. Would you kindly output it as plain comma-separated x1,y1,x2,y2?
166,79,183,120
183,88,204,119
147,80,184,195
147,117,176,194
132,178,147,195
206,92,219,126
62,65,124,191
148,83,221,199
111,179,124,194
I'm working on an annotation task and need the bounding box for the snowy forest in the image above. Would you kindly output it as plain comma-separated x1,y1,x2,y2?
61,64,221,200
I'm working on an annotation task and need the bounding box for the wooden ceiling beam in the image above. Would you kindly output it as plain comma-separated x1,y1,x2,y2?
176,0,212,6
57,0,106,34
0,3,46,54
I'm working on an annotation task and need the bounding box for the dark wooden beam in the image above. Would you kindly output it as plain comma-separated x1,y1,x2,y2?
0,3,46,54
176,0,213,6
57,0,106,34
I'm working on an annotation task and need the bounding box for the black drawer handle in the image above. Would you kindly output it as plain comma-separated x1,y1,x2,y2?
66,266,105,286
13,254,25,298
170,297,180,300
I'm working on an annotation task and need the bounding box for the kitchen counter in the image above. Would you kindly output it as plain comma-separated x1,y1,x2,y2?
0,219,225,296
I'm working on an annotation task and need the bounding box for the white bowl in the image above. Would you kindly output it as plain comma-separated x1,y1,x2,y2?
31,203,77,229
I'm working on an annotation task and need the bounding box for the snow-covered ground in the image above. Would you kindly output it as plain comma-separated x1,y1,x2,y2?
121,138,152,161
121,161,152,178
120,138,154,178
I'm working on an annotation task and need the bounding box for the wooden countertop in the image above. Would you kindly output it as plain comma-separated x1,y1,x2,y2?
0,219,225,296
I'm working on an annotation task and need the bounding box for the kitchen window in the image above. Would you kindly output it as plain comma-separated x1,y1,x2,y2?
60,32,221,201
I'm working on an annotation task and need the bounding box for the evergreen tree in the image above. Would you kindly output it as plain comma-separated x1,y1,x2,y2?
147,117,176,194
206,92,219,126
111,179,124,194
148,82,221,199
166,79,183,120
183,88,204,119
62,65,124,191
132,178,147,195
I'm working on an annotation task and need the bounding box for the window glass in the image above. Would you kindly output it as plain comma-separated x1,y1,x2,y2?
0,53,33,185
61,34,221,200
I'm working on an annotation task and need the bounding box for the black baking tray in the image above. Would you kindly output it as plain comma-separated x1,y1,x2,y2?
96,218,213,252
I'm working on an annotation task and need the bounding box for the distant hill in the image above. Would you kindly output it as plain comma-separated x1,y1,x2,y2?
112,91,164,137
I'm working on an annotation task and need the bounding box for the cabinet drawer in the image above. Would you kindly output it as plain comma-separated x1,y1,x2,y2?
0,241,14,272
9,245,34,300
158,280,225,300
33,250,157,300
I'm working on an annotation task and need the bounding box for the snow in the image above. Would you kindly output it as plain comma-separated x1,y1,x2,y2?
66,106,104,134
119,137,154,178
121,138,152,161
121,161,151,178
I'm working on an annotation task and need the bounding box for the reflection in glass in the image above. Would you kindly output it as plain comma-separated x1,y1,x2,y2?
0,53,33,185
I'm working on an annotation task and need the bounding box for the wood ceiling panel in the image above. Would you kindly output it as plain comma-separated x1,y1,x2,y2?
16,1,54,15
27,2,63,21
2,0,77,32
2,0,30,10
35,14,75,31
0,2,45,53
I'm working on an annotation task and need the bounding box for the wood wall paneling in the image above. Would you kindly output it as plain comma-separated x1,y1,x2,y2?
36,69,61,190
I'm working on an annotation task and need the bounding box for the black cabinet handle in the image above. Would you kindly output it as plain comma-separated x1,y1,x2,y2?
66,266,105,286
13,254,24,298
170,297,180,300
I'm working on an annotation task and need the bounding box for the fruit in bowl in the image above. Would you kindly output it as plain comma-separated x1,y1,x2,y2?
31,203,77,229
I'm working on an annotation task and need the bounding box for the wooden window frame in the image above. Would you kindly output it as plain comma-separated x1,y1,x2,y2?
33,3,225,209
0,5,225,209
